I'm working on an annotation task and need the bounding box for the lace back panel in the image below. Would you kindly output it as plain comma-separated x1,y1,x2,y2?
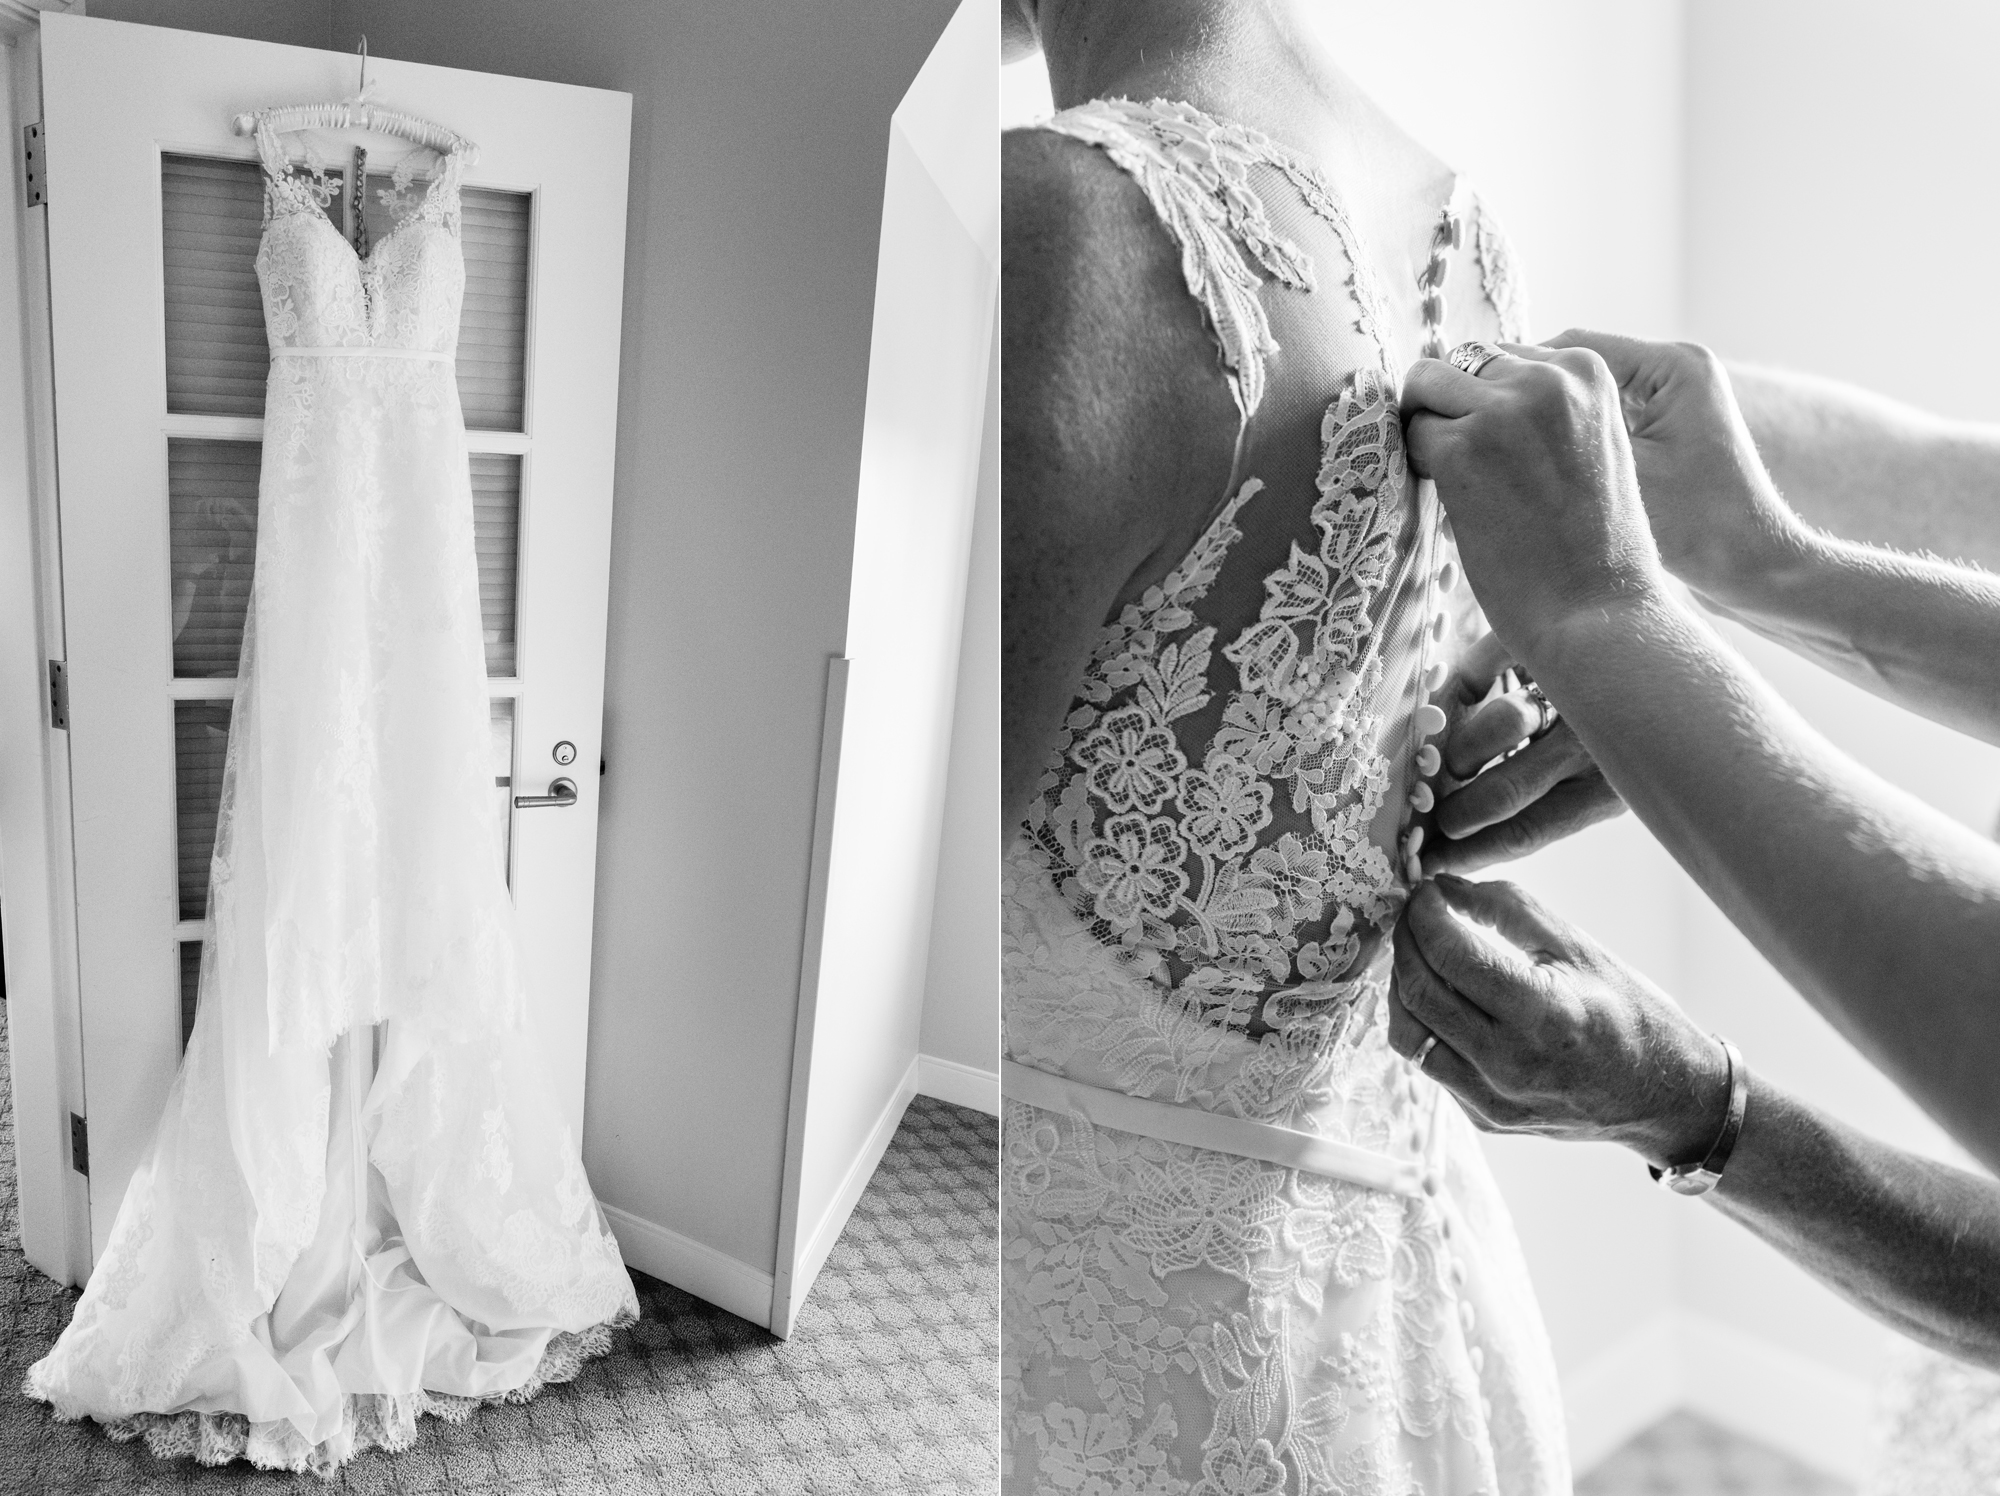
1017,99,1527,1113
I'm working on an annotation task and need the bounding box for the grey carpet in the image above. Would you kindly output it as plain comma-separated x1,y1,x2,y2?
0,997,997,1495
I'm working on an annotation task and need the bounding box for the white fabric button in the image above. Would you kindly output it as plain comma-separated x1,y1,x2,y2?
1404,826,1425,857
1422,1171,1440,1196
1437,559,1459,593
1417,744,1441,776
1469,1346,1485,1376
1430,612,1449,645
1403,850,1422,883
1415,703,1447,737
1423,660,1448,693
1459,1299,1476,1332
1410,782,1434,814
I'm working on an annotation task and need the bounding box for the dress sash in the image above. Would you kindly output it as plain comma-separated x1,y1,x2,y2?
273,346,454,362
1002,1059,1429,1198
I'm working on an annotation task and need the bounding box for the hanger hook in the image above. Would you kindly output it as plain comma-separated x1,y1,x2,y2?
356,35,369,100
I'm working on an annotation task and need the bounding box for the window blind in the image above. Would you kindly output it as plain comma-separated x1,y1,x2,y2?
179,941,203,1051
162,153,531,430
471,453,521,676
168,438,260,677
174,699,232,922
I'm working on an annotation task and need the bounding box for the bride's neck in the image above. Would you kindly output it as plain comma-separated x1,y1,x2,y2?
1039,0,1361,147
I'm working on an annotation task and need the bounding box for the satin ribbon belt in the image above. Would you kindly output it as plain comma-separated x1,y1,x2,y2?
273,346,455,362
1002,1059,1427,1198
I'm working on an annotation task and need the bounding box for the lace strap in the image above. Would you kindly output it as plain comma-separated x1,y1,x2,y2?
1041,98,1317,421
1471,194,1532,342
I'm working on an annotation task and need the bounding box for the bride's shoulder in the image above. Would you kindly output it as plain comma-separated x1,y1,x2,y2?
1003,124,1236,452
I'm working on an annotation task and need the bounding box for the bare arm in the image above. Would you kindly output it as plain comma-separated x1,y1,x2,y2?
1402,343,2000,1170
1709,1076,2000,1365
1546,337,2000,746
1388,876,2000,1370
1000,130,1238,829
1732,363,2000,570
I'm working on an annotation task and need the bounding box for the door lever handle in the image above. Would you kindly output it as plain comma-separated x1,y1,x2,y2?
514,776,578,809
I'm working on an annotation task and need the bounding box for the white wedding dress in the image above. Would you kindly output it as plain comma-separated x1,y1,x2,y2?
23,116,637,1475
1002,100,1567,1494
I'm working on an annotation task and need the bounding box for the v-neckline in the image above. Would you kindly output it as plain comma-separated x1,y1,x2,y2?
257,120,460,270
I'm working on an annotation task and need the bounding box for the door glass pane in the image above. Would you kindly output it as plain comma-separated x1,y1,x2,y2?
179,941,203,1051
473,454,521,675
491,697,515,884
174,700,231,921
169,438,260,677
166,443,517,679
162,154,531,432
162,154,277,418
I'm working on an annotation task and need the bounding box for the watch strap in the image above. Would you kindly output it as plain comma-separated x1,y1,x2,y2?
1647,1035,1748,1196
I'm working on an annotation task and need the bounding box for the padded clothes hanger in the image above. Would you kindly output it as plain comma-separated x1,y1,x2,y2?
229,36,479,163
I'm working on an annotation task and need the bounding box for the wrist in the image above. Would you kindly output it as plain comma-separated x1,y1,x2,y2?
1513,583,1684,693
1633,1030,1735,1172
1684,501,1824,615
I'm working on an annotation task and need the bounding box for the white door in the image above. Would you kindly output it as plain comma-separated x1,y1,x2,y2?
25,14,631,1270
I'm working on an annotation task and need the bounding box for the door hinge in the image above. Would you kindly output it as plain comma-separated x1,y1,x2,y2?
48,659,67,730
69,1113,87,1177
21,122,44,208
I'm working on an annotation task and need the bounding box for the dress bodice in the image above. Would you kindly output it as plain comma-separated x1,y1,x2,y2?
252,119,468,356
1010,97,1530,1125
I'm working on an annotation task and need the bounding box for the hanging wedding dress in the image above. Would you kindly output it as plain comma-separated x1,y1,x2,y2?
1002,100,1567,1493
23,115,638,1474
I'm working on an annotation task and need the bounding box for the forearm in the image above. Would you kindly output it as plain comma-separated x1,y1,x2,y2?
1731,363,2000,570
1708,1072,2000,1367
1530,593,2000,1168
1706,528,2000,746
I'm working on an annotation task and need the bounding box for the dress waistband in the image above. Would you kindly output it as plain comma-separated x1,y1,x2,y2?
272,346,454,362
1002,1059,1433,1198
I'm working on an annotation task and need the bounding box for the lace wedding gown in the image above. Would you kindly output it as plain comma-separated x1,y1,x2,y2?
1003,100,1567,1494
22,117,638,1474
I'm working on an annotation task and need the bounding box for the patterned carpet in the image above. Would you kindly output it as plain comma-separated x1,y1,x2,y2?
0,999,997,1495
1578,1411,1852,1496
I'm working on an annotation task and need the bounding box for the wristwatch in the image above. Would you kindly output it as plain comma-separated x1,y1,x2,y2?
1647,1035,1748,1197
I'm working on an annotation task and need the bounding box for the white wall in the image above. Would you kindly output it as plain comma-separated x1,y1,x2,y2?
917,332,1000,1104
779,0,998,1333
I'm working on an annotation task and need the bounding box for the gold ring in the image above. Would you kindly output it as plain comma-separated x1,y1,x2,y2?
1448,340,1503,377
1413,1034,1440,1069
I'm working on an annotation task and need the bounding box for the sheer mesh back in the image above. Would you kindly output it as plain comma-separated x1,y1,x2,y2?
1023,99,1523,1042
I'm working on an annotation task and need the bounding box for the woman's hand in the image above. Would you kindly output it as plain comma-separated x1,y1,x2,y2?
1387,874,1729,1169
1421,634,1625,877
1400,342,1670,671
1544,331,1815,609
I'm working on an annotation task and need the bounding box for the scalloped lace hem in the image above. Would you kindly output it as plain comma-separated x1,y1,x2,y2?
26,1309,636,1480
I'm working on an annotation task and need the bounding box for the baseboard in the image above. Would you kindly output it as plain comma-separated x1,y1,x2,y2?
600,1203,775,1330
1679,1311,1873,1482
916,1052,998,1115
1562,1309,1872,1483
786,1054,919,1330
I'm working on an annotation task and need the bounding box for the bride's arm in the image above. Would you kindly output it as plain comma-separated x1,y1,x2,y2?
1401,344,2000,1170
1387,876,2000,1368
1001,130,1238,829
